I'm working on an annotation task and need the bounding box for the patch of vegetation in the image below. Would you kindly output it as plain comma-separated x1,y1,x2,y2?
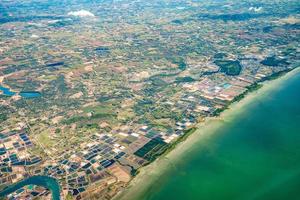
151,106,183,121
175,76,195,83
98,96,111,103
130,168,139,176
66,193,75,200
197,13,271,21
134,137,169,162
63,116,86,125
214,52,228,59
260,56,289,67
149,77,167,87
170,57,187,71
36,131,55,149
143,77,168,96
134,98,154,115
214,60,242,76
91,112,116,120
82,123,100,130
152,108,171,119
83,105,112,114
55,128,61,134
0,114,7,122
233,83,263,102
261,68,293,81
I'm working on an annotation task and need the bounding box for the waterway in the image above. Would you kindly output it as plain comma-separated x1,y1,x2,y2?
0,176,60,200
125,69,300,200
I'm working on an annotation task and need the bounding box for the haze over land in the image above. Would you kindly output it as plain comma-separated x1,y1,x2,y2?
0,0,299,199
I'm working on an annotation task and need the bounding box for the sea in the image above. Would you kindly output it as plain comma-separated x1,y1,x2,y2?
137,70,300,200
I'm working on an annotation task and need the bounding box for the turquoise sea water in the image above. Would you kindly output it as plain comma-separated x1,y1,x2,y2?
0,176,60,200
140,71,300,200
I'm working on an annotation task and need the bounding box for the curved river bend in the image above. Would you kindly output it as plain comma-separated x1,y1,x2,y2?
0,176,60,200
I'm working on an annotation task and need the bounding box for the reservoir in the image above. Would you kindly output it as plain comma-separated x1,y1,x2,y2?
132,70,300,200
0,176,60,200
0,85,41,98
0,86,16,96
19,91,41,98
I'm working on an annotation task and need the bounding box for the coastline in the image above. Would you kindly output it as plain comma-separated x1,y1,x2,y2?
114,67,300,200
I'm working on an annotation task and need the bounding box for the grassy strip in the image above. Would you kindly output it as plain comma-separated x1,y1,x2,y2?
233,82,263,103
162,127,198,156
260,68,293,81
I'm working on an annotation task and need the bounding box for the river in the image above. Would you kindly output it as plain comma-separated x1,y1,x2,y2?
0,176,60,200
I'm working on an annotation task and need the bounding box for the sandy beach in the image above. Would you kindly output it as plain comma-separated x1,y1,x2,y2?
115,67,300,200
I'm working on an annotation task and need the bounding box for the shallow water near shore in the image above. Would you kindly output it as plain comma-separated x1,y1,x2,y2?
117,69,300,200
142,71,300,200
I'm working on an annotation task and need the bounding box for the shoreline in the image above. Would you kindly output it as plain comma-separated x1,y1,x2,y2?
114,67,300,200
